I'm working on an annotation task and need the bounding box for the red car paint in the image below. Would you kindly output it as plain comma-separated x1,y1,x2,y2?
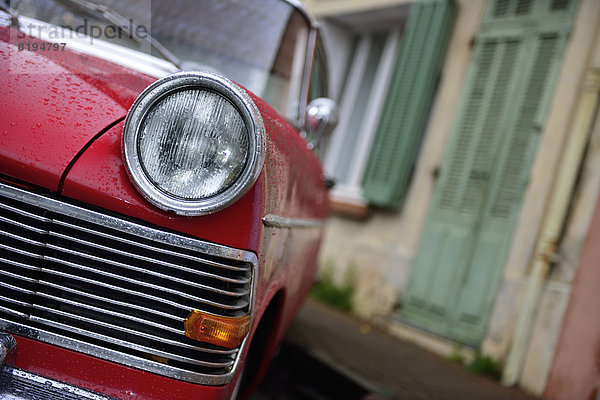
0,27,155,191
61,120,265,251
0,10,329,400
12,335,236,400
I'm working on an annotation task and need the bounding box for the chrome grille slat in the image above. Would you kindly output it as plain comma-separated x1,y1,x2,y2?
39,280,182,323
0,214,47,233
54,219,251,283
0,268,38,283
0,201,50,221
30,314,234,369
52,211,249,272
39,267,196,311
0,306,28,318
0,182,256,385
0,281,35,295
0,229,45,247
0,242,43,260
44,254,249,310
46,238,250,297
36,292,183,335
0,294,31,308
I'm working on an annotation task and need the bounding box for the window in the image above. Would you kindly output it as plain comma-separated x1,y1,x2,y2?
320,0,456,213
323,29,401,209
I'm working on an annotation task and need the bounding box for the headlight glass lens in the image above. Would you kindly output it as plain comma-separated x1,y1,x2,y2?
138,89,249,200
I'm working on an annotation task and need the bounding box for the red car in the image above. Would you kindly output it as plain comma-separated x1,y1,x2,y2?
0,0,337,398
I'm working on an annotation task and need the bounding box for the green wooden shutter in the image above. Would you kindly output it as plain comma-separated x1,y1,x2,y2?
449,30,567,340
401,0,577,345
402,33,529,336
485,0,578,22
362,0,456,208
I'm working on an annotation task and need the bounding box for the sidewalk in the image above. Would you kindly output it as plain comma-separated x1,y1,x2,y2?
281,298,536,400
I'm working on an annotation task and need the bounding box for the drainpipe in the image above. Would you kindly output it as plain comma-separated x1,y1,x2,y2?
502,70,600,387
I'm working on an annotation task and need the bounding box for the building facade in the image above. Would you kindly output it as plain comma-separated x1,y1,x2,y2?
306,0,600,395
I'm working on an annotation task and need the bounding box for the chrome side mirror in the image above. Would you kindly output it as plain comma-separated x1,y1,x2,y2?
305,98,339,140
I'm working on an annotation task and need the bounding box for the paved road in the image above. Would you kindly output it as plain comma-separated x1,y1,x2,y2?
252,299,536,400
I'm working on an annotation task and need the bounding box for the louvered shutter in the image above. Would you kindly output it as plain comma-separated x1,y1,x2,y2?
436,37,524,220
401,0,577,345
361,0,456,208
402,33,529,336
449,29,567,341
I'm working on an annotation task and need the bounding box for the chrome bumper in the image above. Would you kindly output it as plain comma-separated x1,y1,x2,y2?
0,367,115,400
0,333,113,400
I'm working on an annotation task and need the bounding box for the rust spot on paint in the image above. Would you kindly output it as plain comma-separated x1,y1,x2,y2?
538,240,559,264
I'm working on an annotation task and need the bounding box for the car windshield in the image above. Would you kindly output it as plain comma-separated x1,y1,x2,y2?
11,0,310,120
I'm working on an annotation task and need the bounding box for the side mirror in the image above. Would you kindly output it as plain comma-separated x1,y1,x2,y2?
305,98,339,144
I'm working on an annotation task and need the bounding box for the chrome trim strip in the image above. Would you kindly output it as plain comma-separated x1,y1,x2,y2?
298,26,318,130
284,0,319,28
262,214,328,229
281,0,320,130
2,367,116,399
0,281,35,296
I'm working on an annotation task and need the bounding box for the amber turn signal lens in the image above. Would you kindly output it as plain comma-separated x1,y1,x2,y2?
184,311,251,348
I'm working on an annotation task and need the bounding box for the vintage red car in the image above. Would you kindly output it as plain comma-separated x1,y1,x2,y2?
0,0,337,398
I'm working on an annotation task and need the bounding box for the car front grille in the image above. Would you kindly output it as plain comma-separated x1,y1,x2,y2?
0,181,256,385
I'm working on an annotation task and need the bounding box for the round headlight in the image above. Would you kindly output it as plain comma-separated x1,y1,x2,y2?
123,72,265,216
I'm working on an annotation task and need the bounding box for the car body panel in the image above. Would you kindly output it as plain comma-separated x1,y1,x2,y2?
0,27,157,191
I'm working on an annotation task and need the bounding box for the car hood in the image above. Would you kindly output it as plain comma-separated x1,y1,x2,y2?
0,27,158,192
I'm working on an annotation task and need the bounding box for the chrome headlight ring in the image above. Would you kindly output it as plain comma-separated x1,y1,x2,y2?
123,72,266,216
